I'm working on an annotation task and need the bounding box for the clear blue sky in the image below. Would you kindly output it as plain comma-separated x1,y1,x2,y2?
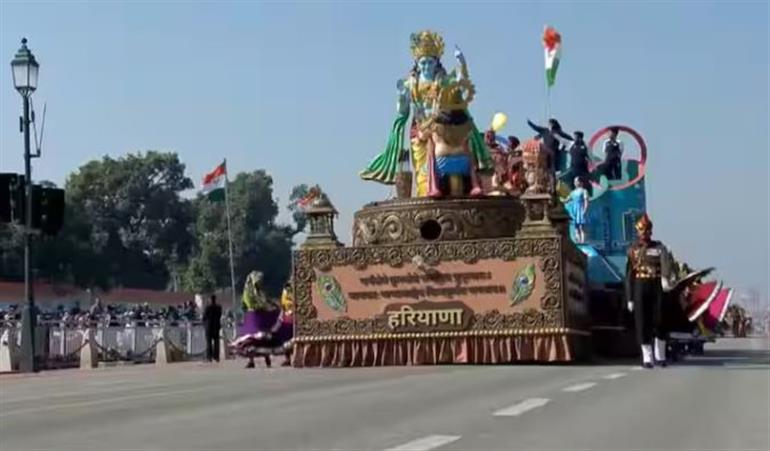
1,1,768,302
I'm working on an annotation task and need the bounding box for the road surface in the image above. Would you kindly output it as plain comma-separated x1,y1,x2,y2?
1,337,768,451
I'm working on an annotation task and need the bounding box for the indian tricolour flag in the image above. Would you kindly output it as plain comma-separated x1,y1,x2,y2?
543,25,562,88
201,161,227,201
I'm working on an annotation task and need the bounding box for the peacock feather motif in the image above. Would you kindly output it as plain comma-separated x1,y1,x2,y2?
511,263,536,306
316,274,347,313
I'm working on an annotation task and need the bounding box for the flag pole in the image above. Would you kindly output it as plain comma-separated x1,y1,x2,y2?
543,44,548,122
222,159,238,315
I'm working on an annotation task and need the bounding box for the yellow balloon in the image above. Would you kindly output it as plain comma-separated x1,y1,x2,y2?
491,112,507,132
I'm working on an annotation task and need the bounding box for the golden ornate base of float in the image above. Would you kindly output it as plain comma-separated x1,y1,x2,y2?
292,194,590,367
293,329,586,367
352,197,526,246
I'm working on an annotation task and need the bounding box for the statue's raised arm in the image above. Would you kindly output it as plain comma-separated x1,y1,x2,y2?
453,45,469,81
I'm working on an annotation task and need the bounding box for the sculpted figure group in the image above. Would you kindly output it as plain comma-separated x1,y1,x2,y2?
360,30,492,198
360,30,600,202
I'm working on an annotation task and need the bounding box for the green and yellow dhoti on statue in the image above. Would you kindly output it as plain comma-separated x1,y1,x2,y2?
360,113,492,196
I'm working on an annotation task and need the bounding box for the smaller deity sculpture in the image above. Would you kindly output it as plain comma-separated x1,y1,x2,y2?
486,129,511,196
521,136,554,194
486,132,527,196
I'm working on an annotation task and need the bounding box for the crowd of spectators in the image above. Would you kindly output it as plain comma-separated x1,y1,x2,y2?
0,299,236,328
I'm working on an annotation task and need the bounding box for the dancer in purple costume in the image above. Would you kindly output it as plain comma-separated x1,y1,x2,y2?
232,271,291,368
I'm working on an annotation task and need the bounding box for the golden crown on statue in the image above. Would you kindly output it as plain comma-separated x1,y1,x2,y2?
410,30,445,60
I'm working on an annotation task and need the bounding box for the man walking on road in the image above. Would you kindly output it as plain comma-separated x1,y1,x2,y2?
202,294,223,362
626,214,674,368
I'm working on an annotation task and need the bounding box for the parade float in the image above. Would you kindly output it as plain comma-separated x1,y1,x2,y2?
290,31,589,367
289,30,732,367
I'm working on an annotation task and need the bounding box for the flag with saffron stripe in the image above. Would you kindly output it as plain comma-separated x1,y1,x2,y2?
201,161,227,201
543,26,562,87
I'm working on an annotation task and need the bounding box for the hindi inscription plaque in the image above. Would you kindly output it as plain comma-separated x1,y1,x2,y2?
384,300,473,333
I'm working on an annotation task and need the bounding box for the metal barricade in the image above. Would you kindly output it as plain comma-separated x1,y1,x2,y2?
1,318,241,370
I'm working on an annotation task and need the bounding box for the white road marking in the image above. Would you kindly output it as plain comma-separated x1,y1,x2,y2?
493,398,550,417
630,366,645,371
384,435,461,451
602,372,627,380
562,382,597,392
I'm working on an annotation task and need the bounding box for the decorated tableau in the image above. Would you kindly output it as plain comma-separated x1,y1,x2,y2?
288,28,733,368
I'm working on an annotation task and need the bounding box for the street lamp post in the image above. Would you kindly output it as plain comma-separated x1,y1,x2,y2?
11,38,40,373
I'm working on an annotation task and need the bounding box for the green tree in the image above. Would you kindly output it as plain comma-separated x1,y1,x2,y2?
33,200,113,289
184,172,301,297
64,151,195,289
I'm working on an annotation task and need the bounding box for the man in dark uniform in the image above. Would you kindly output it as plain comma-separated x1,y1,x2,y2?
202,294,223,362
527,118,573,176
602,127,623,180
567,131,591,194
626,214,674,368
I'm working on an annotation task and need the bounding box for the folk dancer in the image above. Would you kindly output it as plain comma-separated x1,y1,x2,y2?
234,271,281,369
278,282,295,366
626,214,675,368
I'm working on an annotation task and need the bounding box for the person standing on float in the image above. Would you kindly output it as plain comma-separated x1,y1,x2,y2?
567,131,591,192
602,127,624,180
526,118,573,176
565,177,589,243
626,214,675,368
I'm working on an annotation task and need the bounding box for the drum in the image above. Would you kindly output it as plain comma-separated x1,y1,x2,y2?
700,287,734,331
685,280,722,322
